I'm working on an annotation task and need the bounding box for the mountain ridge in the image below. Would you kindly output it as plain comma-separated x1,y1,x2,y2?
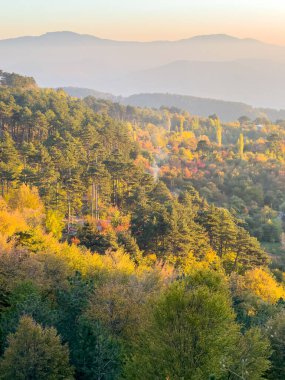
1,31,285,108
60,86,285,122
0,31,277,46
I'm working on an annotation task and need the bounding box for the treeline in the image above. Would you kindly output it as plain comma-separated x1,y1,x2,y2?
0,70,37,89
63,88,285,122
0,86,143,216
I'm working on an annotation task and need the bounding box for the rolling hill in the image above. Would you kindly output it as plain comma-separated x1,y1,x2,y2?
61,87,285,122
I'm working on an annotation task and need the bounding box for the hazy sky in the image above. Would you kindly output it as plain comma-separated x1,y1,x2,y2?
1,0,285,44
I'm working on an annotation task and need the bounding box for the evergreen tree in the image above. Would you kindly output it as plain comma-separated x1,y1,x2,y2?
0,131,22,194
266,311,285,380
72,317,121,380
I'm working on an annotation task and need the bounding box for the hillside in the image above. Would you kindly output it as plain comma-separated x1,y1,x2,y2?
0,74,285,378
122,93,269,122
62,87,285,122
122,59,285,108
59,86,114,100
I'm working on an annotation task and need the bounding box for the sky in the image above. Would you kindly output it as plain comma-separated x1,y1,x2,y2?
1,0,285,45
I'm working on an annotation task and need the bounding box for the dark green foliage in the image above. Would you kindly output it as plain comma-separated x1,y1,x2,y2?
72,317,121,380
266,311,285,380
77,222,118,254
55,274,122,379
0,86,142,218
197,205,268,272
233,293,282,331
0,281,55,353
55,273,93,344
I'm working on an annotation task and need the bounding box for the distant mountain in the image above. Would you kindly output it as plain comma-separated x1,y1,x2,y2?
122,93,264,122
59,86,114,100
1,31,285,108
122,59,285,108
62,87,285,122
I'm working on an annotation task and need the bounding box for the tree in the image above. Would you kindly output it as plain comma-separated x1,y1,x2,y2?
72,317,121,380
216,119,222,147
198,206,237,257
0,132,22,194
209,115,222,147
238,115,251,125
124,271,239,380
266,311,285,379
224,328,270,380
7,184,44,227
77,221,118,254
45,209,64,239
0,281,56,351
238,133,244,159
230,227,268,274
196,138,211,153
237,268,285,304
0,71,37,89
0,316,74,380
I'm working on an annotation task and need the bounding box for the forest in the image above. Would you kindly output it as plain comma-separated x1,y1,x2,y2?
0,72,285,379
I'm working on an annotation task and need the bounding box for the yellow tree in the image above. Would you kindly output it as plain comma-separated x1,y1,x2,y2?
238,133,244,159
216,119,222,147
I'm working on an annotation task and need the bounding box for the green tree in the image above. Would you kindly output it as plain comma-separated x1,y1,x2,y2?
72,317,121,380
230,227,268,274
77,221,118,254
224,328,271,380
124,271,238,380
0,281,55,351
0,316,74,380
198,206,237,257
0,71,37,88
266,311,285,380
0,131,22,194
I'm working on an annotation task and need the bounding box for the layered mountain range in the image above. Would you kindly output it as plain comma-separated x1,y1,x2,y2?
1,31,285,109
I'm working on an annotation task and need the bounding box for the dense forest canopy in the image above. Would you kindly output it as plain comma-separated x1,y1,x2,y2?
0,72,285,379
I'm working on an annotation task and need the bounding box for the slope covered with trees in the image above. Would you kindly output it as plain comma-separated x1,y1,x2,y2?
0,73,285,379
62,87,285,122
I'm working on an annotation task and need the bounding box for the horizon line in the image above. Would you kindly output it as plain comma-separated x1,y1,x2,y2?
0,30,273,45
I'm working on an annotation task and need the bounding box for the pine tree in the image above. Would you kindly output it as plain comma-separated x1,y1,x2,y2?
266,311,285,380
72,317,121,380
0,131,22,194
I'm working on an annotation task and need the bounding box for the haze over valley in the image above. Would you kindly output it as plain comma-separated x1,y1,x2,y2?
2,31,285,108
